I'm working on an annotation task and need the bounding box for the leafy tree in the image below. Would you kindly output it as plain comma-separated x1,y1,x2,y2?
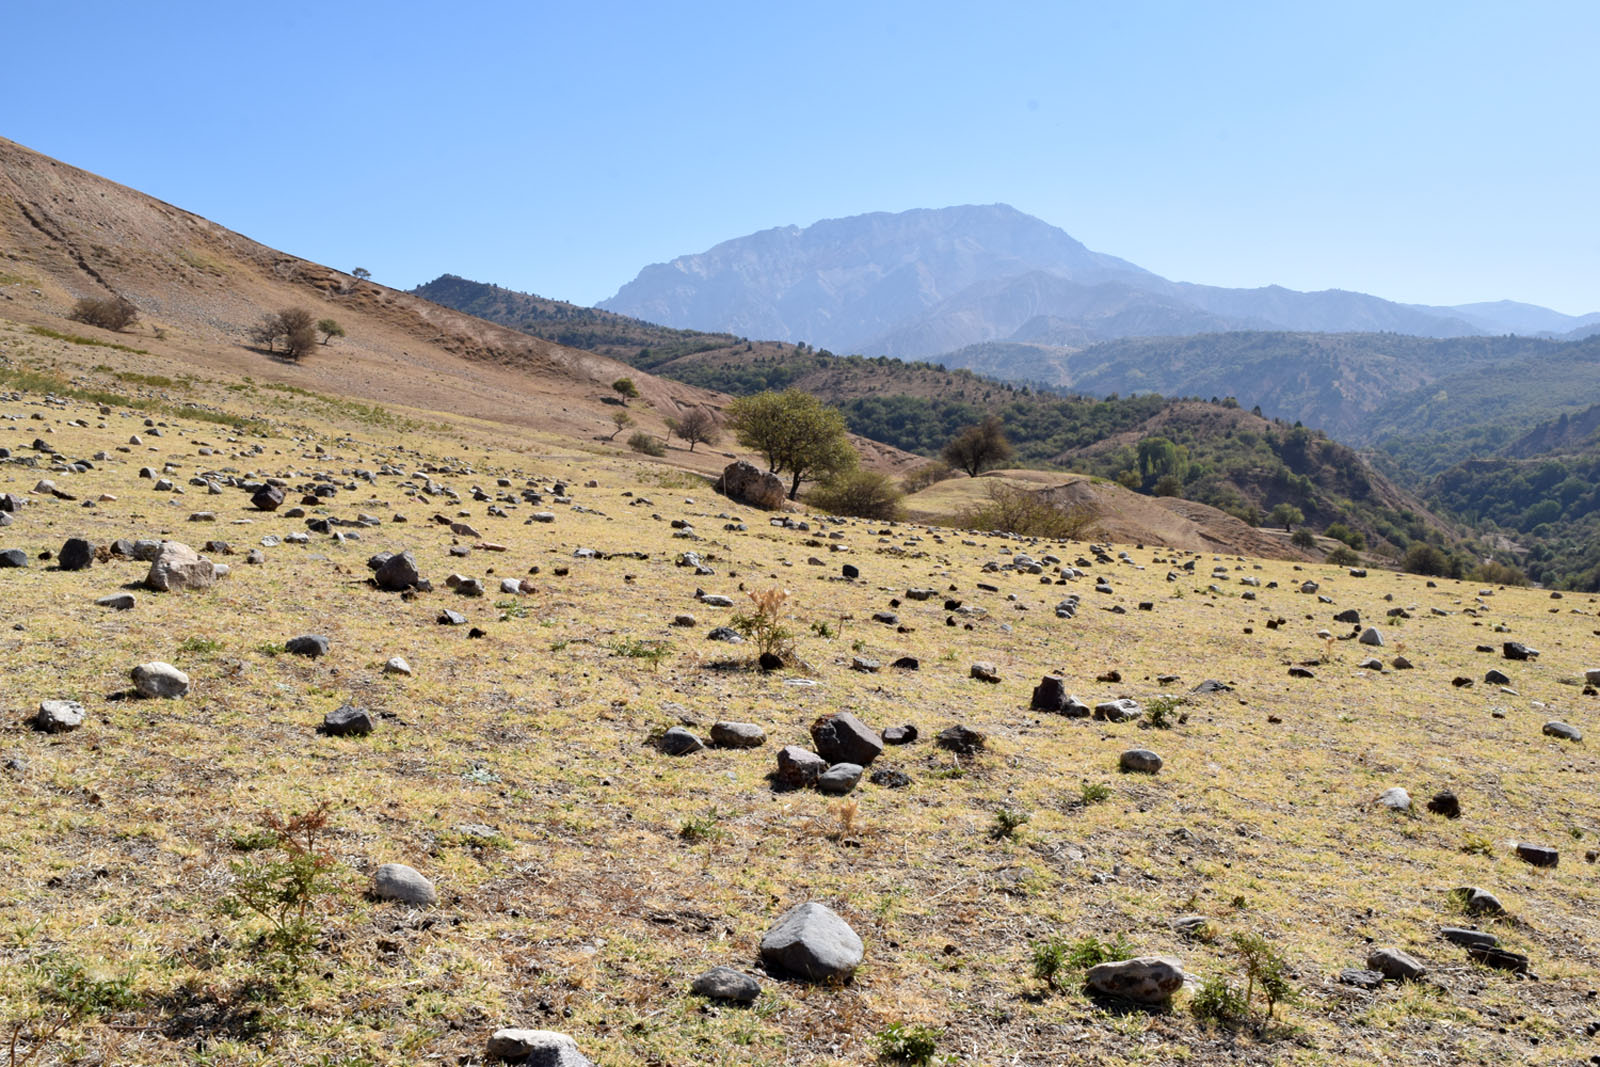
248,313,286,353
1137,435,1187,484
1290,527,1316,548
69,295,139,332
316,318,345,345
725,389,857,499
1402,541,1458,577
612,377,640,402
278,308,318,360
666,406,720,452
606,410,634,441
1269,503,1304,531
627,431,665,456
941,415,1013,477
351,267,371,283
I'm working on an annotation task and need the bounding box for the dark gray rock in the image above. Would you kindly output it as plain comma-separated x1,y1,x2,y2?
0,548,29,568
1120,748,1163,774
707,626,743,642
1338,968,1384,989
251,485,285,511
775,746,826,787
1093,698,1141,723
438,610,466,626
936,725,985,754
1502,641,1537,661
811,712,882,766
1466,944,1530,973
710,721,766,748
1367,948,1425,982
869,768,911,788
759,901,863,982
1440,927,1498,949
1484,668,1511,685
375,550,420,591
691,966,761,1004
817,763,864,795
95,593,134,611
1515,842,1558,868
1427,791,1461,818
1358,627,1384,647
1031,675,1068,711
881,724,917,745
58,538,94,571
323,703,373,737
286,634,330,659
660,726,705,755
1543,721,1582,741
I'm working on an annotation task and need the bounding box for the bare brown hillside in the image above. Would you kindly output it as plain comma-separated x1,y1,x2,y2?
0,137,916,480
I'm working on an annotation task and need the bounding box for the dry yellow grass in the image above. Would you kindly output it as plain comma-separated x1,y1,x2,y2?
1,321,1598,1066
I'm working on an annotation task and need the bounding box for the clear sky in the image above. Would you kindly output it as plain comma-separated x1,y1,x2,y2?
5,1,1596,313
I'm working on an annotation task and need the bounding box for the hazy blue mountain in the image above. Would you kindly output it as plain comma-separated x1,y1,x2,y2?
601,204,1150,353
601,204,1589,359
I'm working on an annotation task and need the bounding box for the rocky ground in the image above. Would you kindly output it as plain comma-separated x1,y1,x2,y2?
1,346,1599,1066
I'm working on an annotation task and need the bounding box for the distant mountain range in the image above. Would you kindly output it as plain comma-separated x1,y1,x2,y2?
599,204,1600,360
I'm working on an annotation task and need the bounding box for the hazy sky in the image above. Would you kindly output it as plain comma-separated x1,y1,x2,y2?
6,1,1596,313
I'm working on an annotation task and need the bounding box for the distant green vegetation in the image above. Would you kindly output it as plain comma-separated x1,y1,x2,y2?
29,324,148,355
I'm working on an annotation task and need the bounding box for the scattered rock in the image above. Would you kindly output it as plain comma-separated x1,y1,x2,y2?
1455,887,1505,916
375,550,421,591
1367,948,1425,982
385,656,413,676
1031,675,1068,712
131,662,189,698
811,712,883,766
1084,956,1186,1004
1377,787,1412,811
936,725,985,754
1543,721,1582,742
1093,698,1141,723
323,703,373,737
869,768,911,788
484,1029,595,1065
659,726,705,756
1120,748,1163,774
759,901,863,982
286,634,330,659
691,966,761,1004
710,721,766,748
1358,627,1384,647
1338,968,1384,989
1514,842,1558,868
1502,641,1537,661
95,593,135,611
1484,668,1510,685
1440,926,1498,949
1426,791,1461,818
58,538,94,571
716,460,786,510
1466,944,1530,973
145,542,216,592
33,700,85,733
881,725,917,745
970,662,1000,683
817,763,864,794
251,485,285,511
373,863,437,906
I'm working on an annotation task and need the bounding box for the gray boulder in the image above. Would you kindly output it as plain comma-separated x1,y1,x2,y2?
58,538,94,571
1377,787,1412,811
1358,627,1384,647
484,1029,594,1065
1515,842,1558,868
1093,698,1142,723
251,484,285,511
1031,675,1068,712
811,712,883,766
1084,956,1186,1004
131,662,189,698
759,901,863,982
1120,749,1163,774
710,721,766,748
323,704,373,737
1367,947,1425,982
716,460,786,510
286,634,330,659
817,763,864,795
1543,721,1582,741
34,699,85,733
660,726,705,755
691,965,761,1004
145,542,217,592
373,863,437,906
1440,926,1498,949
375,550,421,591
776,746,826,787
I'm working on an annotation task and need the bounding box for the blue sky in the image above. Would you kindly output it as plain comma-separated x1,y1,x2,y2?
6,1,1596,313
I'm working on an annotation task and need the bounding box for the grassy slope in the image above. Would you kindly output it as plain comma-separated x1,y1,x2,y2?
2,319,1598,1066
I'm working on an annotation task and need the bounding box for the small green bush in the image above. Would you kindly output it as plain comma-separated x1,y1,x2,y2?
1189,976,1249,1026
1079,781,1112,805
991,808,1030,839
874,1021,942,1063
807,469,907,521
627,431,666,457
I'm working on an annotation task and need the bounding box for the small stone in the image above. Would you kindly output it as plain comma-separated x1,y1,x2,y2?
817,763,864,794
1377,787,1412,811
34,700,85,733
484,1029,595,1066
251,485,285,511
1093,698,1141,723
1484,668,1510,685
1502,641,1537,661
438,610,467,626
706,626,743,642
373,863,437,906
1455,887,1504,916
1367,948,1426,982
691,966,761,1004
375,550,421,591
869,768,911,788
1427,791,1460,818
710,721,765,748
1338,968,1384,989
1466,944,1530,973
131,662,189,698
1514,842,1558,868
323,703,373,737
1120,749,1163,774
286,634,330,659
1358,627,1384,647
385,656,413,676
1543,721,1582,741
1440,926,1498,949
775,746,826,786
1031,674,1068,712
881,725,918,745
146,542,216,592
759,902,863,982
850,655,880,673
936,725,985,754
659,726,705,756
95,593,135,611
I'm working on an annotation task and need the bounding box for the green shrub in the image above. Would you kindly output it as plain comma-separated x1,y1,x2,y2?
1325,545,1361,567
991,808,1030,839
807,469,906,521
874,1021,942,1063
1079,781,1112,805
220,802,341,978
1189,976,1249,1026
627,431,666,457
957,483,1095,539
